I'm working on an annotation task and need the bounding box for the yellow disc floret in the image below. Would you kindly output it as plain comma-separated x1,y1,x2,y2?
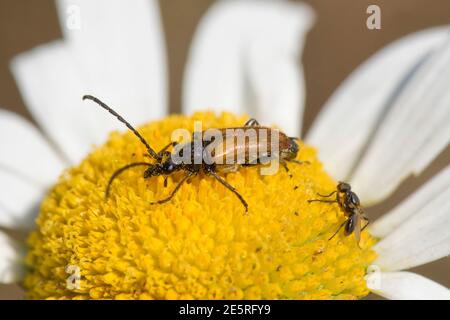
24,112,376,299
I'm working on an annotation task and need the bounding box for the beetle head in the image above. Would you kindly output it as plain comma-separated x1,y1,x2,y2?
283,137,299,160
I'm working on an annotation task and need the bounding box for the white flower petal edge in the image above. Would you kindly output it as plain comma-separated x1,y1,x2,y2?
0,109,65,186
366,271,450,300
11,41,91,163
370,165,450,238
372,167,450,271
306,26,450,196
55,0,168,122
0,231,24,284
182,0,314,136
0,109,65,229
350,38,450,204
11,0,167,164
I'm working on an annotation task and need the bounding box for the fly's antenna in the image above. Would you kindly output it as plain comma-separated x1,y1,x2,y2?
83,95,158,159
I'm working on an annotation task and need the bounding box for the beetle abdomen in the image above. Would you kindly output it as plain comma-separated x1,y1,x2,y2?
203,127,291,166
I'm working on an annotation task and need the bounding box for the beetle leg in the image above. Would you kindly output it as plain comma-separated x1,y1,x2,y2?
157,141,178,160
150,171,195,205
208,170,249,214
246,155,271,166
281,161,293,178
217,164,240,173
288,159,310,165
244,118,260,127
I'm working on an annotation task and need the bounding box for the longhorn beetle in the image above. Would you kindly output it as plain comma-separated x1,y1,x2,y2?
83,95,305,213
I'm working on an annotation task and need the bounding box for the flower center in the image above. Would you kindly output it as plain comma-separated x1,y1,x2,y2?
24,112,376,299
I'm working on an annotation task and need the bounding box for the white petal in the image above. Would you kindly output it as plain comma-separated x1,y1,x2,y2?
0,109,65,186
0,110,65,229
11,0,167,164
0,168,46,230
0,232,24,284
55,0,167,119
372,174,450,271
11,41,94,163
350,39,450,204
366,271,450,300
306,26,450,195
371,165,450,238
182,0,314,136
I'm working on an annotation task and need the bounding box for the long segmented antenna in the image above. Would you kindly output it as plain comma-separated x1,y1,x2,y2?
83,95,158,159
105,162,153,198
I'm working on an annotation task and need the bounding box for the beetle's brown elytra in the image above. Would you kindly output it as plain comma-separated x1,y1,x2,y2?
203,125,299,172
308,182,370,246
83,95,306,213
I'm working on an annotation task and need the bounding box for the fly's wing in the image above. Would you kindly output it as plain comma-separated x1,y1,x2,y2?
354,213,362,247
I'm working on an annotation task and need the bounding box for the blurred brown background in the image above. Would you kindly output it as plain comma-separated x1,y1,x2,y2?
0,0,449,299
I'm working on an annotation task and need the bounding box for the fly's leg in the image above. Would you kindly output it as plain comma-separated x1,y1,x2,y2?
317,190,337,198
308,199,337,204
307,190,338,204
361,216,370,232
329,220,347,241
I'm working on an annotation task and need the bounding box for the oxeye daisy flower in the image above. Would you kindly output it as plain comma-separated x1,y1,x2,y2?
1,0,449,300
